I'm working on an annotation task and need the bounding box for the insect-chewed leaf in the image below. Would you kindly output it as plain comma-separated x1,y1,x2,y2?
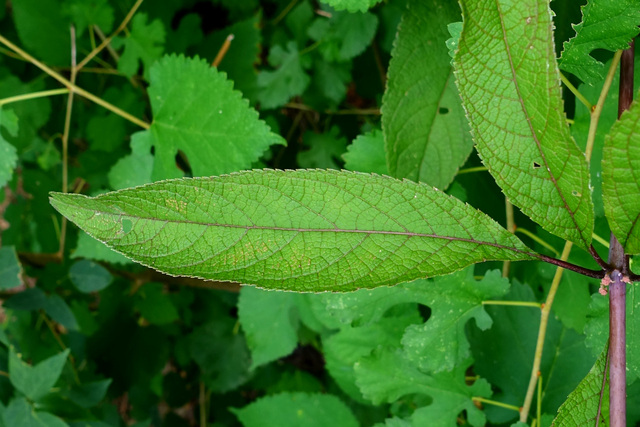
50,170,535,292
455,0,594,250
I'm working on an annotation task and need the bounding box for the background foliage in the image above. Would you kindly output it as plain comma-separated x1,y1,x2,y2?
1,0,640,426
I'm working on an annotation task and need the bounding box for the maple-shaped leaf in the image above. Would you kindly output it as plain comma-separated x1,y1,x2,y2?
112,13,165,79
355,349,491,427
143,55,284,180
297,127,347,169
558,0,640,85
0,108,19,188
316,268,509,373
257,42,310,109
308,9,378,62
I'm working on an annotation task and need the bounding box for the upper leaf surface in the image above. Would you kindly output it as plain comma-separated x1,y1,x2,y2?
455,0,594,249
145,55,284,180
602,98,640,254
383,0,472,190
50,170,535,292
558,0,640,85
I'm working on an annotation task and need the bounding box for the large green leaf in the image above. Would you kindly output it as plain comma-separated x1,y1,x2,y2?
382,0,472,190
455,0,594,249
602,98,640,254
552,345,608,426
144,55,284,180
558,0,640,85
50,170,536,291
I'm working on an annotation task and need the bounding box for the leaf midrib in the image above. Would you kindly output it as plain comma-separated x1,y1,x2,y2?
86,207,536,257
494,0,586,247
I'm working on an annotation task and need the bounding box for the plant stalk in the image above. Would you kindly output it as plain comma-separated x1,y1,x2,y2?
608,39,634,427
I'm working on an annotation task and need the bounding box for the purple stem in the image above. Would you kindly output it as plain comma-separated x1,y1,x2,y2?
608,39,634,427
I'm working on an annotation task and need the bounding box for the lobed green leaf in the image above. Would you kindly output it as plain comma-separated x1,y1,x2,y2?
50,169,535,292
455,0,594,249
602,98,640,254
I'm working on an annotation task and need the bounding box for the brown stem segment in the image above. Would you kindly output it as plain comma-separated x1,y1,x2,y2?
609,39,634,427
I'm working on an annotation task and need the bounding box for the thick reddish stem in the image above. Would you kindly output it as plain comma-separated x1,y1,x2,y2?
608,40,634,427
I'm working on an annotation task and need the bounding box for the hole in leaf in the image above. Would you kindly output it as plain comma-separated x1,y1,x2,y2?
175,150,192,176
417,304,432,321
122,219,133,234
438,107,449,115
532,162,541,169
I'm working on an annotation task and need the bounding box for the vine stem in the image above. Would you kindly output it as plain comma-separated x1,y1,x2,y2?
0,34,149,129
609,39,634,427
519,49,624,422
502,198,515,277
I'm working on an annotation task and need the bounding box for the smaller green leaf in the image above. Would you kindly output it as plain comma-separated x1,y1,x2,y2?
602,98,640,254
446,22,462,61
3,397,68,427
5,288,78,331
9,347,70,401
231,392,358,427
69,259,113,293
238,287,299,369
308,10,378,62
135,283,179,325
0,247,22,290
552,345,608,426
72,231,131,264
257,42,310,109
297,127,347,169
65,0,114,37
112,13,165,79
63,379,112,408
189,317,251,392
343,129,387,174
0,108,19,188
558,0,640,85
146,55,285,180
318,0,382,13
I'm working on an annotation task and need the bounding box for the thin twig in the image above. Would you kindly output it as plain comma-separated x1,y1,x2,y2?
76,0,144,70
0,88,69,106
212,34,234,68
0,34,149,129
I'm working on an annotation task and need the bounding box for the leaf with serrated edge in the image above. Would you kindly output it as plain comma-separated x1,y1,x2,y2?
383,0,472,190
602,98,640,254
50,170,535,292
552,345,609,426
558,0,640,85
455,0,594,249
